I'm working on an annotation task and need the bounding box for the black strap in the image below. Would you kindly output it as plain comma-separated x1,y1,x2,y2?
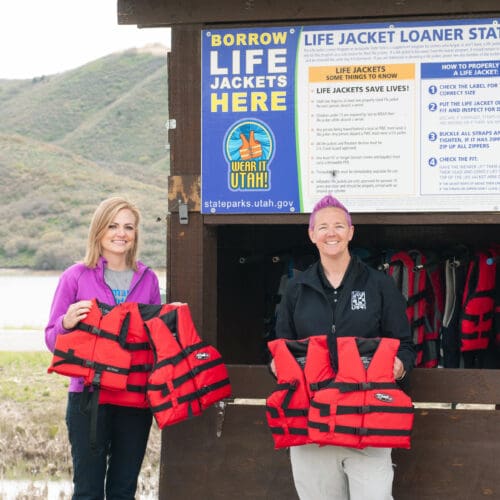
268,426,308,436
77,322,120,342
335,405,414,415
334,425,412,437
407,289,427,307
126,384,147,393
462,331,493,340
52,349,130,376
79,379,101,454
310,399,331,417
172,358,224,388
150,378,231,414
129,363,153,372
308,419,329,432
124,341,151,351
329,381,399,393
266,405,280,418
461,311,495,324
309,377,334,392
77,318,151,351
155,341,208,369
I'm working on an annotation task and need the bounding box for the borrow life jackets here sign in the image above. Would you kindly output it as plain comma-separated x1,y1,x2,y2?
201,19,500,214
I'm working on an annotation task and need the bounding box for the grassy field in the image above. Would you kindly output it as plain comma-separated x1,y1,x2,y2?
0,352,161,494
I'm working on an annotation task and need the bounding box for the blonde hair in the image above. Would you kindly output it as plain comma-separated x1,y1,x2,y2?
83,197,141,270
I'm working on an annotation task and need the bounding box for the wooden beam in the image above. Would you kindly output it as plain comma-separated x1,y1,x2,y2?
228,365,500,404
118,0,500,26
203,212,500,225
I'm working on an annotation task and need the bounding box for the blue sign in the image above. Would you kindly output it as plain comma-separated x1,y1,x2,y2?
201,27,301,213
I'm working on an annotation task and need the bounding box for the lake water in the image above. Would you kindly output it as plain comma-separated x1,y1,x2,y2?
0,269,166,351
0,269,60,351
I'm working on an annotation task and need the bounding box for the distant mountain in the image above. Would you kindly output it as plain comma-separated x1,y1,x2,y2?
0,47,169,269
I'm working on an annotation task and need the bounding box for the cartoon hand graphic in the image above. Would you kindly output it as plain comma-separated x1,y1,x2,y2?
239,131,262,160
248,130,262,159
239,133,251,160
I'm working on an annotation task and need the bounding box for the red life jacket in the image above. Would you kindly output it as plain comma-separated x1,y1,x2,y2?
145,303,231,429
460,250,497,352
308,337,414,449
98,302,173,408
48,299,133,391
266,335,335,449
388,250,429,367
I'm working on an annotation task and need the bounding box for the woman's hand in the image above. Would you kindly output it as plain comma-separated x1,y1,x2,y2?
269,358,277,377
62,300,92,330
393,356,406,381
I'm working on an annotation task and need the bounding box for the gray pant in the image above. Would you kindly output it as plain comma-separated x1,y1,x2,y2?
290,444,394,500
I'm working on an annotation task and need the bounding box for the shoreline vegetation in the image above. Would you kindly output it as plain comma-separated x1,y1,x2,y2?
0,351,161,498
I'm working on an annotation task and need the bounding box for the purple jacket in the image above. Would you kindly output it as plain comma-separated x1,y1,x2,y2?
45,256,161,392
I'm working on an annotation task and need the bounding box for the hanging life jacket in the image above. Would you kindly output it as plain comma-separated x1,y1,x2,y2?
98,302,174,408
266,335,335,449
421,252,444,368
388,250,429,367
308,337,414,449
460,249,497,352
145,303,231,429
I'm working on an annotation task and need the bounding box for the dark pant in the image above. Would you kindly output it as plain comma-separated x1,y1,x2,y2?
66,392,153,500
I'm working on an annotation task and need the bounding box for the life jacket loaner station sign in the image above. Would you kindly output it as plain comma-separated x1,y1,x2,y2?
201,18,500,214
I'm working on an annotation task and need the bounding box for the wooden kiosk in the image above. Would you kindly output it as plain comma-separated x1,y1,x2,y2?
118,1,500,498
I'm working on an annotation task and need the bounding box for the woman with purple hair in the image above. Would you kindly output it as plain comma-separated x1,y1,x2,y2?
271,194,416,500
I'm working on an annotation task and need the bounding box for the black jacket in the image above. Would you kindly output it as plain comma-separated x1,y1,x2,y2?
275,256,416,374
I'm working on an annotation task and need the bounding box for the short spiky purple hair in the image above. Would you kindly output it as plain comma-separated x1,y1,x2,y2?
309,195,352,230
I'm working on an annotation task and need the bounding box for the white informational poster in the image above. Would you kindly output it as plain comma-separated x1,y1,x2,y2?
202,18,500,213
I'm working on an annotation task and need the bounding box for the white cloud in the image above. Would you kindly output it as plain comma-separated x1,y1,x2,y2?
0,0,170,79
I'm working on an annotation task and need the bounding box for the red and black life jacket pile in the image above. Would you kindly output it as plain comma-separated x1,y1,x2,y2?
373,245,499,369
266,336,414,450
48,300,231,430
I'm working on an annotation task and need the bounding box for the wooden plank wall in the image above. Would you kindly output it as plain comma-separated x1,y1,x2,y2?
118,1,500,498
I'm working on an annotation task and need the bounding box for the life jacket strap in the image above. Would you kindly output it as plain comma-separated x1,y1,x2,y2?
462,330,493,340
52,348,130,375
124,341,151,351
308,420,329,432
268,426,309,436
407,289,427,307
172,358,224,388
149,378,231,414
155,341,208,369
334,425,412,437
309,377,335,392
335,405,414,415
79,380,101,455
310,399,331,417
330,381,399,393
129,363,153,372
461,311,495,324
76,311,130,349
126,384,147,393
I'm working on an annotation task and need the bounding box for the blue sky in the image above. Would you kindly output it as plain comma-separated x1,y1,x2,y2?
0,0,170,79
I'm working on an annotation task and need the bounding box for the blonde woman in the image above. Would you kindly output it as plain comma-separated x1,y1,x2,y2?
45,196,161,499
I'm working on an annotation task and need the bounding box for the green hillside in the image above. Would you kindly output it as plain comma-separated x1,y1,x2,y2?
0,47,169,270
